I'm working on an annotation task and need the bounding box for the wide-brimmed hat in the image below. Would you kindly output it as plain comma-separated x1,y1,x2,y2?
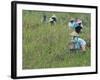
70,31,79,37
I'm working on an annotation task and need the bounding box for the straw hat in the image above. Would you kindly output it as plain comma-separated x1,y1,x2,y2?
70,31,79,37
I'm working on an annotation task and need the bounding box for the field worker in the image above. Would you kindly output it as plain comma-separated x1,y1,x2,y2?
51,14,57,22
41,14,47,23
69,37,86,51
49,14,57,25
70,31,86,51
68,18,83,33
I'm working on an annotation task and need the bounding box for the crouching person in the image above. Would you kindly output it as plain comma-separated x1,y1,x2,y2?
69,32,86,52
69,37,86,52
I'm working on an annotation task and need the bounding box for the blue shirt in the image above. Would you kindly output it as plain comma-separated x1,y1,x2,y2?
72,37,86,49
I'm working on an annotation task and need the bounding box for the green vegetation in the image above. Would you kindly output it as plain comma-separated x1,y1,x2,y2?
22,10,91,69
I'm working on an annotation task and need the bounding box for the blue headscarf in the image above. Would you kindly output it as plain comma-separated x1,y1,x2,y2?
68,21,79,29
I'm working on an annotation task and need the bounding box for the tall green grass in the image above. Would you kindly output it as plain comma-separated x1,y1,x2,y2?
22,10,91,69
